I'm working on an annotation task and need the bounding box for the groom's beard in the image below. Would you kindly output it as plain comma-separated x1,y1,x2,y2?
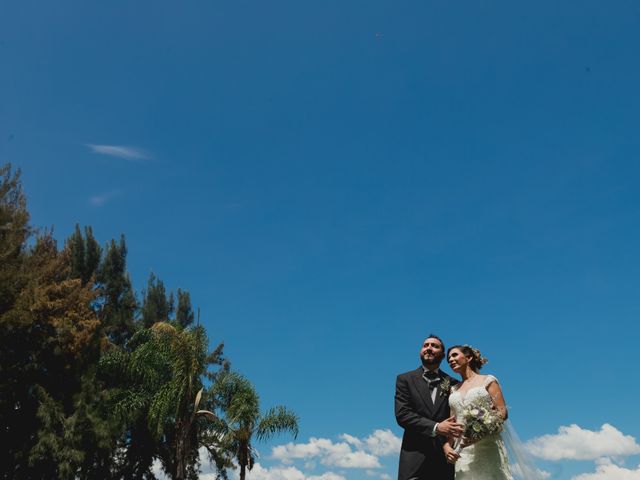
421,356,443,368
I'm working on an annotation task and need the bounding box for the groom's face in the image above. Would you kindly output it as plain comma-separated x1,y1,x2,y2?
420,337,444,367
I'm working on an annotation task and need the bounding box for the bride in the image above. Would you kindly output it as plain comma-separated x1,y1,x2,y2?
443,345,512,479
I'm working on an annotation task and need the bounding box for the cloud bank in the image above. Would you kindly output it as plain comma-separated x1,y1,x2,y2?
272,429,400,469
572,458,640,480
154,423,640,479
526,424,640,461
226,463,346,480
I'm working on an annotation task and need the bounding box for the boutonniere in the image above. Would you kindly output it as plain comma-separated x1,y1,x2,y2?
439,377,452,397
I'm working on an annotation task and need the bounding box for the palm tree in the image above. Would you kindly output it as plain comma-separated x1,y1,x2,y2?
100,321,227,480
211,372,298,480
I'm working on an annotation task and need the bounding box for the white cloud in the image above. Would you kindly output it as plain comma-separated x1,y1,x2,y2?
367,470,392,480
526,424,640,461
152,458,170,479
87,143,150,161
340,433,363,448
308,473,346,480
364,429,402,456
131,425,640,480
326,450,380,469
149,448,348,480
272,437,329,463
272,437,381,468
510,463,551,479
229,463,345,480
272,429,401,469
572,458,640,480
90,190,121,206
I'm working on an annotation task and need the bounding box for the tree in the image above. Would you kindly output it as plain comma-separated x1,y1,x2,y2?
1,234,103,479
0,164,31,316
1,166,118,479
96,236,137,346
140,273,174,328
100,322,227,480
0,164,34,478
67,224,102,285
176,289,195,328
0,162,301,480
211,372,299,480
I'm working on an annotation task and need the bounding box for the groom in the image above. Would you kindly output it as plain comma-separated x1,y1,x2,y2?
395,334,463,480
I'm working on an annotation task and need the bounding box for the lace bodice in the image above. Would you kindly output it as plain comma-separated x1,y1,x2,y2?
448,374,498,419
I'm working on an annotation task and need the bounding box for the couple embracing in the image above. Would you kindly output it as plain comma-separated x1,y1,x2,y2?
395,334,512,480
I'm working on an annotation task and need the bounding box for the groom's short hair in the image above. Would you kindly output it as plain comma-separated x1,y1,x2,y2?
426,333,445,350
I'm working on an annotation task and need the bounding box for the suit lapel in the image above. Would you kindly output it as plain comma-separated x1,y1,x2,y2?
410,368,434,412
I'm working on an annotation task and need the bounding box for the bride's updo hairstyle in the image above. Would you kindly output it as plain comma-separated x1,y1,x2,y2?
447,345,488,372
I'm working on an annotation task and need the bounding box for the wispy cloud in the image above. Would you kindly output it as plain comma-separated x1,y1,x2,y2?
86,144,150,161
90,190,121,207
526,424,640,461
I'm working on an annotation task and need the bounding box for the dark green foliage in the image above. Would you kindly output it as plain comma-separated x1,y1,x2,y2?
141,272,174,328
1,232,103,479
0,165,37,479
0,162,299,480
67,225,102,285
0,164,31,316
176,289,195,328
100,323,228,479
97,236,137,346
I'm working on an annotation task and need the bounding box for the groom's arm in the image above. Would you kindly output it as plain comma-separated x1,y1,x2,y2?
394,375,438,436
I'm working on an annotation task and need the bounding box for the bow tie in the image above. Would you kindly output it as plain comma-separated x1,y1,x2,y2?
423,370,439,380
423,371,441,389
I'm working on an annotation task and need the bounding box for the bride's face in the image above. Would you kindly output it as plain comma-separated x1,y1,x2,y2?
447,348,471,373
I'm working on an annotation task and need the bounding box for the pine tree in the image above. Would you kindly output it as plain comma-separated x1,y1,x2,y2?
97,236,137,346
68,225,86,282
67,225,102,285
0,164,31,316
140,272,174,328
176,289,195,328
84,227,101,285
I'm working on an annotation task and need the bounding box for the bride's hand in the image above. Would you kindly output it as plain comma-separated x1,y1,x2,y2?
443,443,460,464
460,436,478,447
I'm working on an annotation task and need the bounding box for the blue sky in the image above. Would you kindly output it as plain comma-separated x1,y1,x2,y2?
2,1,640,478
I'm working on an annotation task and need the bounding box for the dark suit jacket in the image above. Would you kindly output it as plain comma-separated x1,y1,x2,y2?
395,367,458,480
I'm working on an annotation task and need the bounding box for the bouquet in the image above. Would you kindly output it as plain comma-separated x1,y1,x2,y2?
454,402,504,453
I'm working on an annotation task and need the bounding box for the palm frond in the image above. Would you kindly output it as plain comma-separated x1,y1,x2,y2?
256,406,299,442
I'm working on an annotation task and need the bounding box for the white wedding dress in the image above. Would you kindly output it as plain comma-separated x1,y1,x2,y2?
448,375,512,480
